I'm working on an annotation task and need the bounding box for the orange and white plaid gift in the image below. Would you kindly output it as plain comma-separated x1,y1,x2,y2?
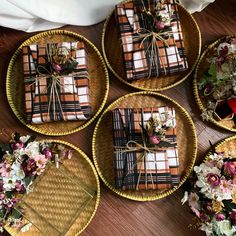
22,41,92,124
112,107,180,190
115,0,188,81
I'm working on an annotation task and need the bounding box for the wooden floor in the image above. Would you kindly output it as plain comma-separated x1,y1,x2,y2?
1,0,236,235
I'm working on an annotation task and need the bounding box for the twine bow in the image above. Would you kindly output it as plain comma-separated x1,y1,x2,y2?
32,67,88,121
133,28,173,77
115,127,171,190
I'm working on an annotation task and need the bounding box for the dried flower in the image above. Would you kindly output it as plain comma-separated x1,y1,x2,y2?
216,213,225,221
224,161,236,176
149,135,160,145
207,173,221,187
11,141,24,150
212,200,224,213
230,211,236,225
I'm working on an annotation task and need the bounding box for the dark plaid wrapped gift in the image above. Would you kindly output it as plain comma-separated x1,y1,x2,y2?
115,0,188,81
112,107,179,190
23,41,91,124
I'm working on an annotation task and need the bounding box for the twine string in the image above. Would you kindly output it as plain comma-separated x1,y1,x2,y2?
133,28,173,77
28,64,89,121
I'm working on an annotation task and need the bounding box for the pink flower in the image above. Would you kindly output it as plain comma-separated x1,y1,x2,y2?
191,206,200,218
0,194,5,200
33,155,48,168
220,179,233,193
53,63,62,73
200,212,210,222
42,147,53,159
215,213,225,221
230,210,236,225
11,141,24,150
33,167,45,176
0,163,11,177
224,161,236,176
207,173,221,187
149,135,160,145
0,181,3,192
15,181,25,193
204,202,214,214
155,20,165,30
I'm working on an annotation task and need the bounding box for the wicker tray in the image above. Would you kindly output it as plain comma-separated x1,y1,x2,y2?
193,36,236,132
213,135,236,157
6,30,109,136
5,140,100,236
102,1,201,91
92,91,197,201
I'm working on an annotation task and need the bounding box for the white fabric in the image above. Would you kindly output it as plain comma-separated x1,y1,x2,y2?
0,0,215,32
179,0,215,13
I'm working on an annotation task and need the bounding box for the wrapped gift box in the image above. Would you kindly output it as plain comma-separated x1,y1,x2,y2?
112,107,180,190
23,41,92,124
115,0,188,81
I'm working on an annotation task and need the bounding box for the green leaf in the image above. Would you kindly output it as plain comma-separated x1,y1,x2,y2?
14,132,21,141
208,63,217,77
0,144,11,152
158,141,176,147
11,208,22,219
24,176,35,188
223,200,236,212
5,191,13,198
25,135,37,145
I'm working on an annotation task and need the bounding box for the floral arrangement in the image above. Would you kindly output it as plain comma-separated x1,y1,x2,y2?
198,37,236,122
136,0,173,33
182,152,236,236
0,133,71,233
38,44,79,76
143,111,176,147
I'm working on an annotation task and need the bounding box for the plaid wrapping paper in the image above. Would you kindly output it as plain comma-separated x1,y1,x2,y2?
23,41,91,124
115,0,188,81
112,107,180,190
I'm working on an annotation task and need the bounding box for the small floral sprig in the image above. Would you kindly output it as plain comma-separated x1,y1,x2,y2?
137,0,173,33
198,37,236,121
182,152,236,236
143,111,175,147
0,133,72,233
38,44,78,76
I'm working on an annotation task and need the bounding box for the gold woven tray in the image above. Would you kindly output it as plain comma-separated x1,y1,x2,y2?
102,1,201,91
6,30,109,136
5,140,100,236
92,91,197,201
193,36,236,132
206,135,236,160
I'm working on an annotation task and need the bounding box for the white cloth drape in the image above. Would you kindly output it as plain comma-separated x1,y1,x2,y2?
0,0,215,32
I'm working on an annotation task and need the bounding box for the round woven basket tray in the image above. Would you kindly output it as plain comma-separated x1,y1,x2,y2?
215,135,236,156
206,135,236,160
6,30,109,136
102,1,201,91
193,36,236,132
5,140,100,236
92,91,197,201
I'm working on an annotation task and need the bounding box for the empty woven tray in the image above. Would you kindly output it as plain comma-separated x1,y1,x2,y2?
5,140,100,236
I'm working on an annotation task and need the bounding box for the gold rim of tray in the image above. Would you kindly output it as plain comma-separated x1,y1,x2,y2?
6,30,109,136
102,1,202,91
92,91,197,201
206,135,236,157
193,35,236,132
